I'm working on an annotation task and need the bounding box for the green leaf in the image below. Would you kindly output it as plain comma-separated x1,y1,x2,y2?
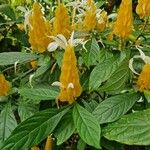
1,106,71,150
33,62,51,78
73,103,101,149
83,38,100,67
0,52,39,66
99,60,129,92
144,91,150,103
18,99,39,121
54,111,75,145
55,51,63,67
98,49,113,63
93,93,139,124
19,87,58,101
0,104,17,146
101,138,124,150
103,109,150,145
83,100,98,113
0,4,16,20
89,58,118,90
77,139,86,150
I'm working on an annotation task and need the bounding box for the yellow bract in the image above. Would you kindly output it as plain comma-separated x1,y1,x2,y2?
58,44,82,104
28,2,52,53
0,74,10,96
31,147,40,150
136,0,150,18
113,0,133,39
53,4,71,39
31,136,52,150
137,64,150,91
44,136,52,150
83,0,97,31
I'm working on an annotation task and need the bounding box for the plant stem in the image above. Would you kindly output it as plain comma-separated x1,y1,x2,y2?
136,17,149,40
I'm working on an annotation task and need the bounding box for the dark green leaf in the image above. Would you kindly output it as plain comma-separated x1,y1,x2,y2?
0,52,39,66
101,138,124,150
0,4,16,20
83,100,99,113
33,62,51,78
93,93,139,124
19,87,58,101
55,51,63,67
54,111,75,145
89,58,118,90
144,91,150,103
99,60,129,92
73,103,101,149
98,49,114,63
103,109,150,145
77,139,86,150
1,106,71,150
83,38,100,67
18,99,39,121
0,104,17,146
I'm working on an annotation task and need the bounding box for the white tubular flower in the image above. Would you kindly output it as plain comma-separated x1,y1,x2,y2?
51,81,63,88
67,83,74,89
129,46,150,91
14,60,19,74
29,74,34,88
47,42,59,52
67,0,87,11
129,46,150,75
17,6,32,31
47,31,84,52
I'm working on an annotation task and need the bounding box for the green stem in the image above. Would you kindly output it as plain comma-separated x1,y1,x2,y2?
136,17,149,40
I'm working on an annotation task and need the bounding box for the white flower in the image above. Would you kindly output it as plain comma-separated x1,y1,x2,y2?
14,60,19,74
52,81,74,89
17,6,32,31
47,31,84,52
129,46,150,75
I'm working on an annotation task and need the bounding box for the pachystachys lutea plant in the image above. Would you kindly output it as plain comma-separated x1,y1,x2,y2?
136,0,150,18
28,2,52,53
50,33,82,104
83,0,97,31
71,0,108,32
1,0,150,150
113,0,133,39
53,3,71,39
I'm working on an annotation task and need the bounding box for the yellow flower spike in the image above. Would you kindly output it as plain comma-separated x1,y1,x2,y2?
28,2,52,53
44,136,52,150
0,74,10,96
136,0,150,18
83,0,97,31
137,64,150,91
113,0,133,39
31,146,40,150
53,3,71,39
58,44,82,104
